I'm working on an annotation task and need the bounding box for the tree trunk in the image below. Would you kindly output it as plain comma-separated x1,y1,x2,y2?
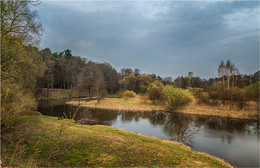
63,79,66,89
47,82,49,98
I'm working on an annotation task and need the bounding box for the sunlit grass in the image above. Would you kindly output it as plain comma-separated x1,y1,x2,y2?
68,95,164,112
1,111,232,167
177,97,259,120
67,95,259,120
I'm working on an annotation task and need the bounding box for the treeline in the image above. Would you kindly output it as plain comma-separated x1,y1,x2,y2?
173,71,259,89
36,50,176,98
191,61,259,109
35,48,120,98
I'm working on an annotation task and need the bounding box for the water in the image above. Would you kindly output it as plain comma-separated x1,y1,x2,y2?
38,99,260,167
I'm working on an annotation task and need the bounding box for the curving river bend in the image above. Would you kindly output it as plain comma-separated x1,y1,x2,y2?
37,99,259,167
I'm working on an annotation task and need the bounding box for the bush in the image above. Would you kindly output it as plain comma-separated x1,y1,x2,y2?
192,88,210,104
245,82,259,102
207,83,225,105
120,90,136,98
147,80,164,104
228,87,245,109
162,85,192,111
207,84,246,109
1,81,36,131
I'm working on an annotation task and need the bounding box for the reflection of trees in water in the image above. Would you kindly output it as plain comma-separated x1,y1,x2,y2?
194,116,259,144
163,114,199,145
221,135,233,144
38,100,259,145
76,109,118,122
120,111,140,123
144,112,199,145
194,117,259,134
148,112,167,126
110,111,200,145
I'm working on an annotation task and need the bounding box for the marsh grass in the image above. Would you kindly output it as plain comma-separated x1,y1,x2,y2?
67,96,259,120
177,97,259,120
68,95,164,112
1,111,232,167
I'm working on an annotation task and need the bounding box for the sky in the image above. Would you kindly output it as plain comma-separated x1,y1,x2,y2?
35,0,259,79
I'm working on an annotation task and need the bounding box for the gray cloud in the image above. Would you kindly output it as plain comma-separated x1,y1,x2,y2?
37,1,259,78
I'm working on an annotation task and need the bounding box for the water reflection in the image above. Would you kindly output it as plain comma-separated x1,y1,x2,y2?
164,114,199,145
37,99,258,145
37,100,259,167
195,117,258,134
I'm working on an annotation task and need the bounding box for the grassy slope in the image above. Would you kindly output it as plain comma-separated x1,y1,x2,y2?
2,111,231,167
67,96,259,120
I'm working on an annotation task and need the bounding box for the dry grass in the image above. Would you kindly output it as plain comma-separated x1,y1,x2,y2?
67,95,164,112
67,95,259,120
178,98,259,120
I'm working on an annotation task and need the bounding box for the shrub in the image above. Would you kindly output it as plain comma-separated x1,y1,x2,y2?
1,81,36,131
207,83,225,105
120,90,136,98
162,85,192,111
207,84,246,109
228,87,246,109
245,82,259,102
147,80,164,104
186,87,194,93
192,88,210,104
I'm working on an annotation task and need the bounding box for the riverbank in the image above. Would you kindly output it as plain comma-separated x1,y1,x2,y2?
1,111,232,167
67,96,259,120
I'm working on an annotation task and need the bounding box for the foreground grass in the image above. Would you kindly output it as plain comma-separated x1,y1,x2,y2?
1,111,232,167
67,96,259,120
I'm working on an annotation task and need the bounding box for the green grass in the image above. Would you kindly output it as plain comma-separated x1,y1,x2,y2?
108,94,119,97
1,111,232,167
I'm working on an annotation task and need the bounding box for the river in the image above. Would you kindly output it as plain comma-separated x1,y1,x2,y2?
37,99,259,167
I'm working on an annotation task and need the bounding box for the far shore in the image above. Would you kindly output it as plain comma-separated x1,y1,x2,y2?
66,96,259,120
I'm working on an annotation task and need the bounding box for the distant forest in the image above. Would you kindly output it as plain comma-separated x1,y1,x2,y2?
36,48,260,96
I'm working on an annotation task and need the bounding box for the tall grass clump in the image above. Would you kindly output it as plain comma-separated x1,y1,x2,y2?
120,90,136,98
162,85,192,111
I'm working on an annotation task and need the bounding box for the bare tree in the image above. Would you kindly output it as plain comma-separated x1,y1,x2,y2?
77,62,107,102
218,60,238,88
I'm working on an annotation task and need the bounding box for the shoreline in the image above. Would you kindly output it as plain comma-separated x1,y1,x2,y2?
1,111,232,167
67,97,259,121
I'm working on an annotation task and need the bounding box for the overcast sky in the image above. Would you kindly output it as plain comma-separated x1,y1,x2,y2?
36,1,259,79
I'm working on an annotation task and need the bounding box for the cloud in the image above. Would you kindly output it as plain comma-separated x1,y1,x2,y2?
37,1,259,78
